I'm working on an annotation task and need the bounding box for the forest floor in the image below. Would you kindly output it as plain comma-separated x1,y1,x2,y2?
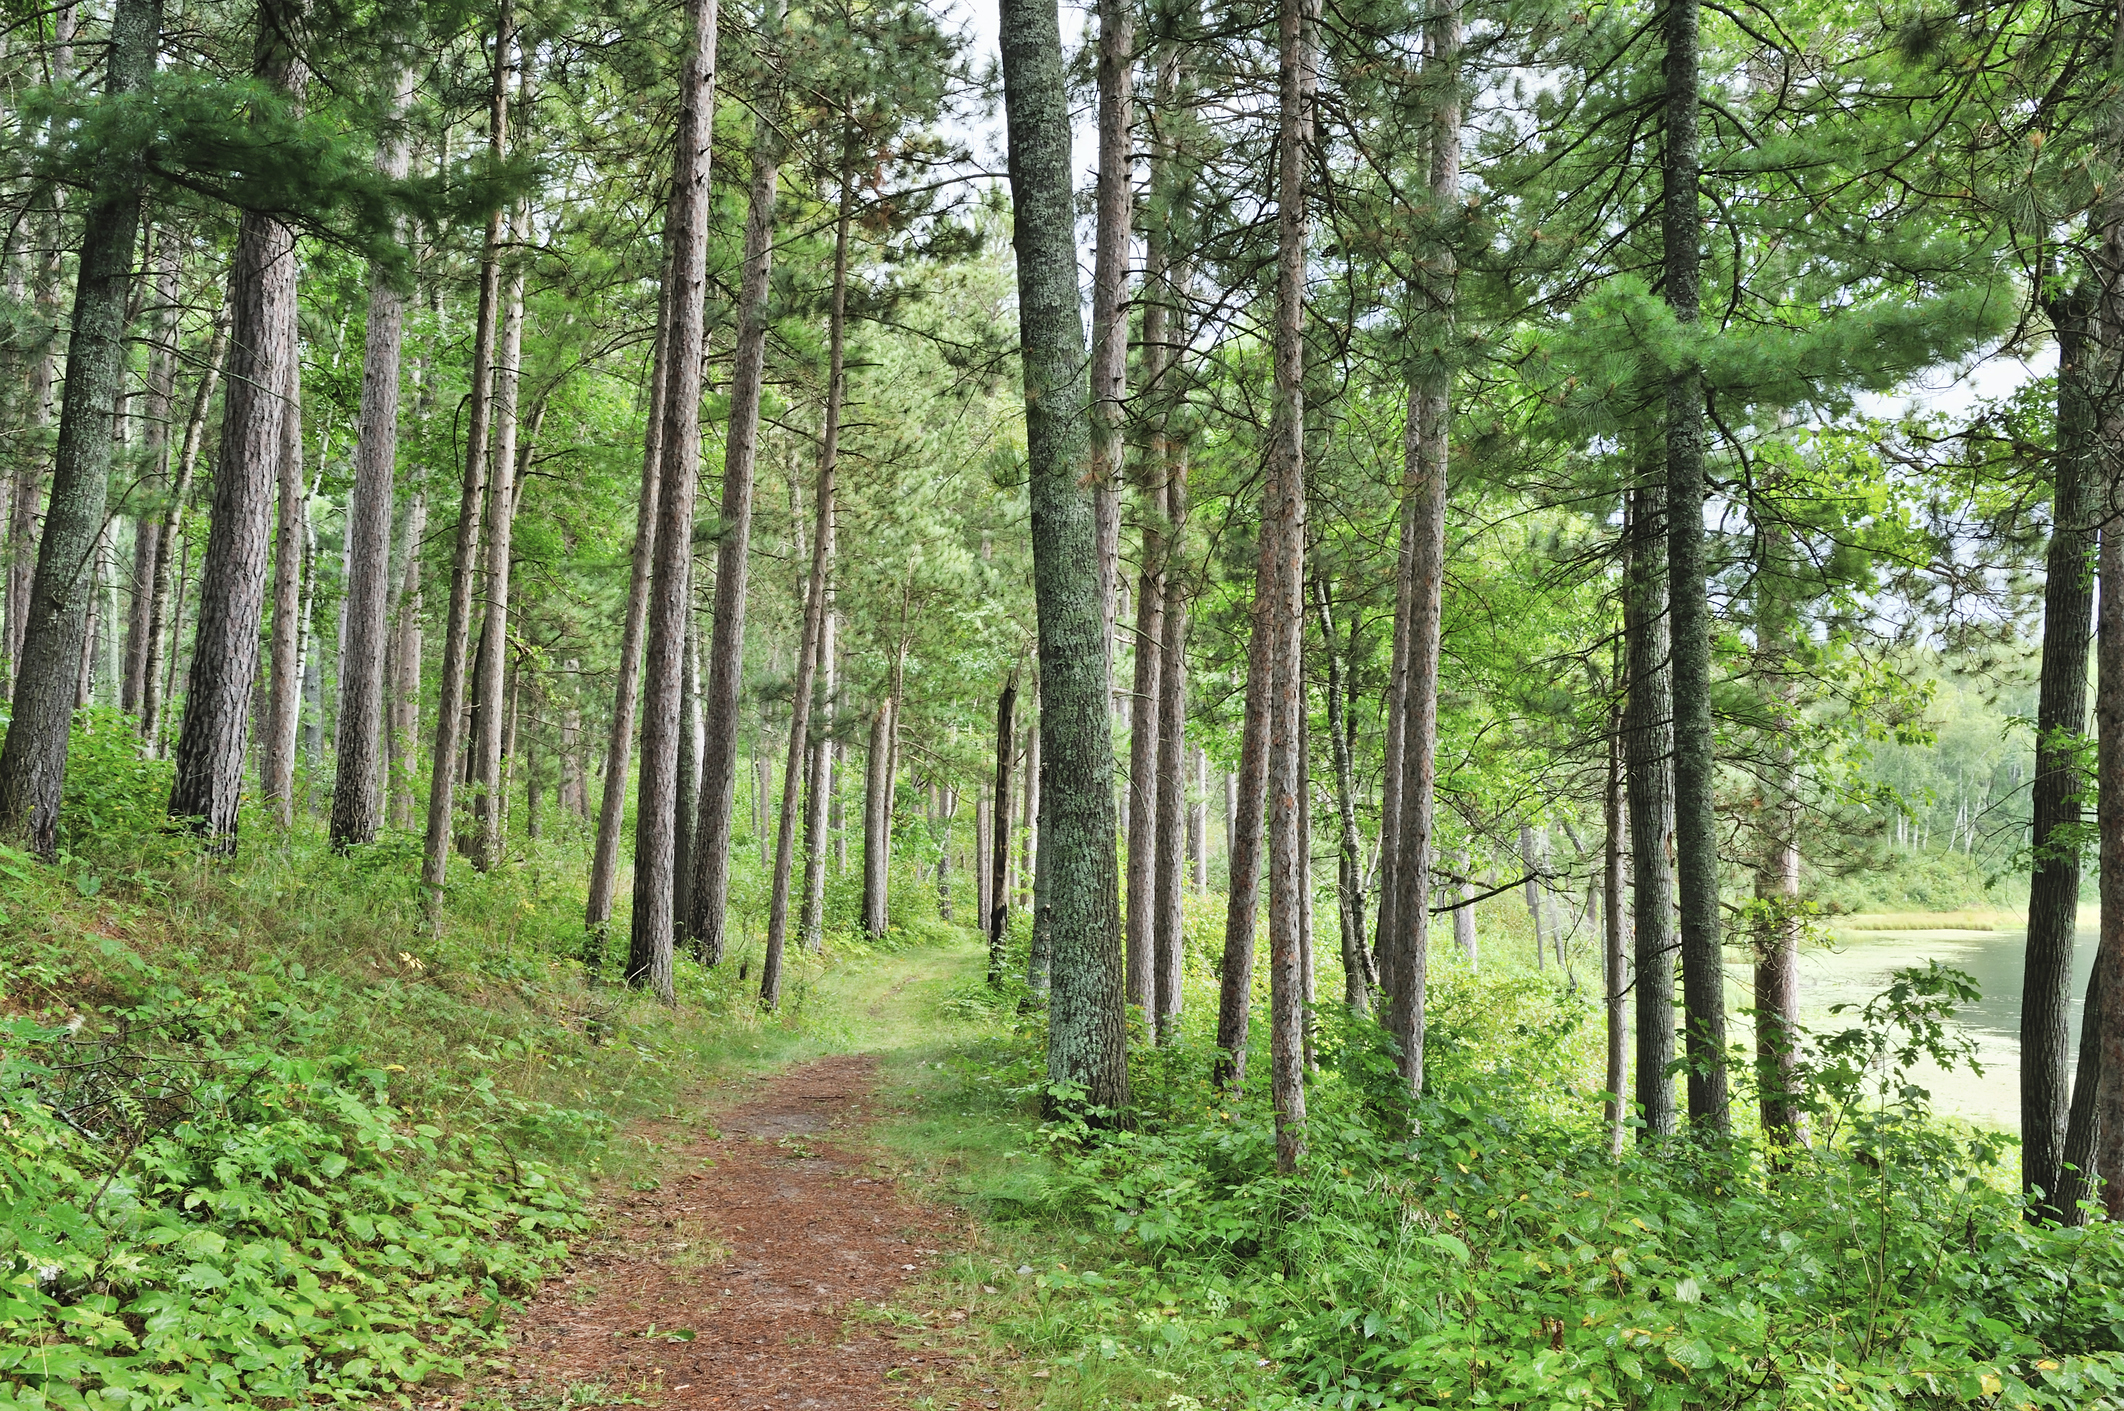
445,942,1024,1411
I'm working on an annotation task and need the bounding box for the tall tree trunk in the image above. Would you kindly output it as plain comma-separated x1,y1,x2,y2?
1152,502,1189,1044
688,0,785,957
798,595,836,953
142,308,225,755
2095,486,2124,1220
762,173,849,1009
1190,748,1207,891
0,0,160,853
862,700,891,936
473,185,532,872
1452,850,1477,963
587,267,671,942
1114,0,1155,1020
1381,0,1459,1097
673,615,704,938
1604,718,1629,1157
123,234,180,714
2022,288,2096,1212
329,67,416,849
169,2,308,850
1661,0,1728,1133
1753,545,1804,1151
1021,709,1046,988
1264,0,1319,1170
1090,0,1131,676
1314,579,1370,1014
625,0,720,998
1000,0,1129,1116
1216,579,1271,1093
1125,483,1164,1017
1624,482,1679,1140
1374,497,1413,976
988,669,1019,982
261,335,306,820
423,2,514,908
388,490,426,828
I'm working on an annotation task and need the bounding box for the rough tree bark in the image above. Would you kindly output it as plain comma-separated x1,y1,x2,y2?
688,0,785,958
1624,483,1679,1140
625,0,720,998
328,65,416,850
1381,0,1458,1097
1662,0,1728,1133
0,0,161,855
1264,0,1320,1169
168,1,308,850
2022,289,2096,1211
1000,0,1129,1116
423,2,513,909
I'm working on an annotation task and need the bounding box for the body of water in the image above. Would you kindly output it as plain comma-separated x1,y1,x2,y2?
1783,922,2095,1129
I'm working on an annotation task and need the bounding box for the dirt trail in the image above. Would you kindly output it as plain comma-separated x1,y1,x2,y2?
458,1054,993,1411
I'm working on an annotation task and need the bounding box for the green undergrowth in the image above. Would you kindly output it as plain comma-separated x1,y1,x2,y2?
0,712,959,1410
889,945,2124,1411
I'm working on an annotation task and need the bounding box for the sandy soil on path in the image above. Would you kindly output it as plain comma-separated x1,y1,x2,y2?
451,1053,1001,1411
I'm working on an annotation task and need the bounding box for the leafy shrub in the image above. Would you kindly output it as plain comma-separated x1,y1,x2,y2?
995,963,2124,1410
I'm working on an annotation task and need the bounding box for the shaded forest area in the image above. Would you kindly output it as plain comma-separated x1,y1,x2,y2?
9,0,2124,1407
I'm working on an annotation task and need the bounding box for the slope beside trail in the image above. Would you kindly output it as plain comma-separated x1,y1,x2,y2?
446,950,1007,1411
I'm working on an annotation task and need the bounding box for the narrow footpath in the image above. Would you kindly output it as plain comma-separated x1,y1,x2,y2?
455,1050,1000,1411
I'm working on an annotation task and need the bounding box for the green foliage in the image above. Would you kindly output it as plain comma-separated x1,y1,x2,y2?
962,963,2124,1411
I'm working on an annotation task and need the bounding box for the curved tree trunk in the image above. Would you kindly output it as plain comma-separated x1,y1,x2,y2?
0,0,160,854
1000,0,1128,1117
169,3,309,851
625,0,721,998
329,67,417,849
688,0,786,957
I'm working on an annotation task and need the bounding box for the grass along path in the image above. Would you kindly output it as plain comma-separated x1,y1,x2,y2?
449,937,1023,1411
